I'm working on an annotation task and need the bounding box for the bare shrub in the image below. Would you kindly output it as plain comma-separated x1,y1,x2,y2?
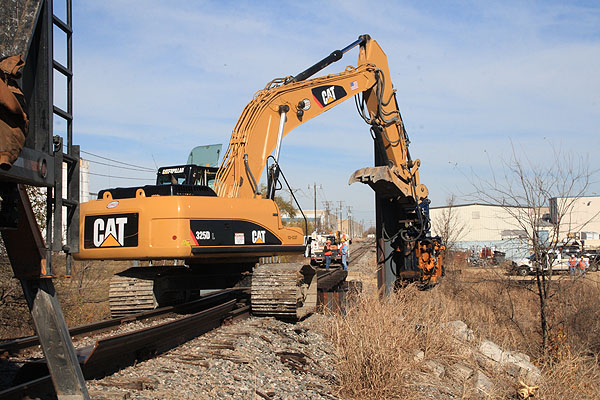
54,259,127,326
469,142,597,353
0,257,126,338
431,194,466,252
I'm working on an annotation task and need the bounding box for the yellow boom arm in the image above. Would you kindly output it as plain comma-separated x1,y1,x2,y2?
214,35,428,203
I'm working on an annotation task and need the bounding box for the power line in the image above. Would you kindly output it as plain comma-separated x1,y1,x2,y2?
80,150,156,172
318,186,329,204
86,158,157,173
88,172,155,181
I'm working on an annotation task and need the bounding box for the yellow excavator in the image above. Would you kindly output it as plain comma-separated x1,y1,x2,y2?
75,35,443,319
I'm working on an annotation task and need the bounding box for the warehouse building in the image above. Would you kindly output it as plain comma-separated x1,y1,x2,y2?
430,196,600,260
429,203,534,259
550,196,600,247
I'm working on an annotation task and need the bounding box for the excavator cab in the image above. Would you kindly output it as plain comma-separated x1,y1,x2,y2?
156,164,218,188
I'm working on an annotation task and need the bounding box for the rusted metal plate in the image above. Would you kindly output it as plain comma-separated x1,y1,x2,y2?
0,0,43,59
1,184,47,278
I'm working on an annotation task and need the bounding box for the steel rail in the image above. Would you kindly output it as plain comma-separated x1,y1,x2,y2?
0,295,249,399
0,289,241,355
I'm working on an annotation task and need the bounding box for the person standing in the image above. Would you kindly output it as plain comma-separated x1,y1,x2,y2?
339,237,349,271
569,254,577,278
579,256,588,277
323,239,333,270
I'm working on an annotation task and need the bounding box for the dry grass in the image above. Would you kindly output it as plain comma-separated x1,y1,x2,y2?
328,286,463,399
53,259,125,326
0,256,130,339
328,254,600,399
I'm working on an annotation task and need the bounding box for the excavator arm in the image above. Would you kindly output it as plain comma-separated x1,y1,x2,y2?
215,35,427,203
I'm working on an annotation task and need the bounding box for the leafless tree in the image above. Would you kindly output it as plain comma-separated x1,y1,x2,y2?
431,194,466,251
470,142,596,353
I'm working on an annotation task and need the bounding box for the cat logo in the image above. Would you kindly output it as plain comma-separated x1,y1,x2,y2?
311,85,347,108
321,86,337,106
252,230,266,244
84,213,139,249
93,217,128,247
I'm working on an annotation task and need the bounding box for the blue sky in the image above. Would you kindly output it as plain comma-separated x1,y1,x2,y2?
51,1,600,228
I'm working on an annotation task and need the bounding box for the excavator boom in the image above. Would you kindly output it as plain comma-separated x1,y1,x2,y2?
215,35,427,203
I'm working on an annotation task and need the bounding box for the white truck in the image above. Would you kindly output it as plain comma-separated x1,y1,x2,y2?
309,232,349,267
513,250,596,276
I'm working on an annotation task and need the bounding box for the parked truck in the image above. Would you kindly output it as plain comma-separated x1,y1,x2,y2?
309,231,349,267
512,245,599,276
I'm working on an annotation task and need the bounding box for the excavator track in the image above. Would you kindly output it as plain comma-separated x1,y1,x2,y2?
108,266,209,318
109,275,158,318
251,263,317,320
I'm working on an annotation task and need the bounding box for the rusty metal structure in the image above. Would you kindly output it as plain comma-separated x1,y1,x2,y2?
0,0,87,398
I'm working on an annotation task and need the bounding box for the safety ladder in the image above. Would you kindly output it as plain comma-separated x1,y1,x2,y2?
47,0,80,276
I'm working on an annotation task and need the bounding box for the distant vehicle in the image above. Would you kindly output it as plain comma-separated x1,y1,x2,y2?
309,231,350,267
467,247,505,267
511,249,598,276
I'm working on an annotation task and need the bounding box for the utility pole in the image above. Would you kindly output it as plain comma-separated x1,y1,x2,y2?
322,201,331,231
337,200,344,232
308,183,322,232
347,206,353,239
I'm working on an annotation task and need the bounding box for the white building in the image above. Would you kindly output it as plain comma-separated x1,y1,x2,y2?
550,196,600,247
430,203,540,259
430,196,600,259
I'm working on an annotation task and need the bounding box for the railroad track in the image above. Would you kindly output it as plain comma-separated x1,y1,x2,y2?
0,289,249,399
349,239,375,265
0,288,244,356
0,266,350,399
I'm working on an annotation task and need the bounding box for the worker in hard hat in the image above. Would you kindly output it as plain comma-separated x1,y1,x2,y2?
323,239,333,270
339,237,349,271
569,254,577,278
579,255,588,277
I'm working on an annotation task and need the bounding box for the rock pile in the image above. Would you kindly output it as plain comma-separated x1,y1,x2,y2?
416,319,542,398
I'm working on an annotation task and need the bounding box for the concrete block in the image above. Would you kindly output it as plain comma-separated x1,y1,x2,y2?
479,340,503,362
413,350,425,362
445,320,475,342
451,363,473,381
424,360,445,378
514,352,530,363
471,370,493,395
499,351,541,385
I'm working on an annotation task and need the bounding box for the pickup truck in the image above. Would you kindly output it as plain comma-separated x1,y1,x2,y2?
512,251,598,276
309,234,341,267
